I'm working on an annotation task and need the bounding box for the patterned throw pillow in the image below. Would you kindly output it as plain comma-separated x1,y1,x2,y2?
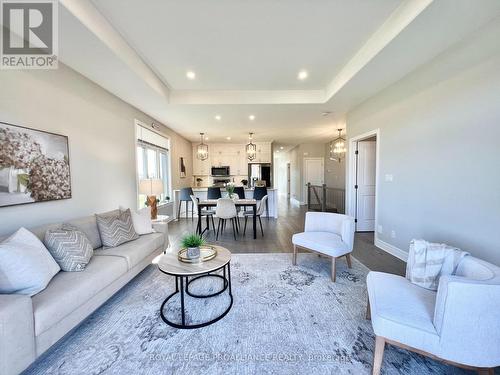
44,224,93,272
95,209,139,248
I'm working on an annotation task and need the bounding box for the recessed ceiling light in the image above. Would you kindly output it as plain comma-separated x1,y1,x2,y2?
226,136,231,140
276,150,280,153
215,115,221,121
322,111,332,116
280,146,284,150
249,115,255,121
186,71,196,80
205,136,209,141
298,70,308,80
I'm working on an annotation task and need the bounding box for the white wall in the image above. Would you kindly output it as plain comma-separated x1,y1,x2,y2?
346,19,500,265
0,63,192,236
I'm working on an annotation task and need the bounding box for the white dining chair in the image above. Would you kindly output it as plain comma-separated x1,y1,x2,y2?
215,198,238,240
243,195,268,237
190,195,216,234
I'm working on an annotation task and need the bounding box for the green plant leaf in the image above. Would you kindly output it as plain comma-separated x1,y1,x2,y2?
181,234,205,248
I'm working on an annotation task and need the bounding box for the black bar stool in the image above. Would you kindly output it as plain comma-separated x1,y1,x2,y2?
207,187,222,199
177,187,194,220
253,186,269,219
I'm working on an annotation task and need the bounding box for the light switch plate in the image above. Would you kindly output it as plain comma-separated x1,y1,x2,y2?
385,174,393,182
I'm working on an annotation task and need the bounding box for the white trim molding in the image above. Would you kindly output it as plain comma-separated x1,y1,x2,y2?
375,238,408,262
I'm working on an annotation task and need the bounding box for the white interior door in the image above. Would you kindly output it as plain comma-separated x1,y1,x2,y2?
303,157,324,204
356,141,376,231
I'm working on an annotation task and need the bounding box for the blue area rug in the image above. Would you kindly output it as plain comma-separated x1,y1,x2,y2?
24,253,472,374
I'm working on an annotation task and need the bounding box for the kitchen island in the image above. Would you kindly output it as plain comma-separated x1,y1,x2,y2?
173,187,278,220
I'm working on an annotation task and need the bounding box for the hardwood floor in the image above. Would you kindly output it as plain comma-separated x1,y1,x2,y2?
168,196,406,276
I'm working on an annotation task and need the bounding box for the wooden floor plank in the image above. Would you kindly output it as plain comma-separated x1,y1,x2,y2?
168,197,406,276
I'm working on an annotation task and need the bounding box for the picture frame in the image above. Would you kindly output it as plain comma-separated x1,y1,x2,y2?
0,121,72,207
179,156,186,178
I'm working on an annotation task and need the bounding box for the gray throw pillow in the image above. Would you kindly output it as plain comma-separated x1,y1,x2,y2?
44,224,93,272
95,209,139,248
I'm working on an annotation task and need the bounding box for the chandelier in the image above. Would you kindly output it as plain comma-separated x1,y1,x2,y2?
196,133,208,161
246,132,257,161
329,128,346,162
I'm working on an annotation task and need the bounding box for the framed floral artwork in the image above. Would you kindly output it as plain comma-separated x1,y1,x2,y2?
0,121,71,207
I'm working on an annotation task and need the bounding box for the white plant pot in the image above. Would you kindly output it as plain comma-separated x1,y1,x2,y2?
186,247,200,259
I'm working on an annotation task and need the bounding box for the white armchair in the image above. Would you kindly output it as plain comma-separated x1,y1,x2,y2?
292,212,355,282
367,255,500,374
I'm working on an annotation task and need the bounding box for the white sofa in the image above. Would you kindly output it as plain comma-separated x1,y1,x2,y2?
0,211,168,375
367,255,500,374
292,212,355,281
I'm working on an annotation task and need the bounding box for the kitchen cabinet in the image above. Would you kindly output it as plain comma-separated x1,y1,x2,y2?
250,142,272,163
192,142,271,175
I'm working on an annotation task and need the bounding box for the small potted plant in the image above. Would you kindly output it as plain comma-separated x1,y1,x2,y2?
196,177,203,187
241,179,248,187
226,182,237,200
181,234,205,259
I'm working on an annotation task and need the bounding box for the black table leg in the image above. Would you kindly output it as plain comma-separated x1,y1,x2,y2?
196,205,202,235
253,204,257,239
160,262,233,329
180,276,185,326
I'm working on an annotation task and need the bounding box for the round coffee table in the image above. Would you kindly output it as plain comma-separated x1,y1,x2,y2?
157,245,232,329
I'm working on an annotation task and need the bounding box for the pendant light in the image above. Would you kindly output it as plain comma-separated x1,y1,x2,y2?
196,133,208,161
246,132,257,161
329,128,346,162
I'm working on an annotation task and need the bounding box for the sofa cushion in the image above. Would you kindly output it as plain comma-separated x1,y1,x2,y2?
44,225,93,271
32,255,127,336
0,228,60,296
292,231,349,257
94,232,164,269
96,209,139,248
367,271,440,353
65,216,104,250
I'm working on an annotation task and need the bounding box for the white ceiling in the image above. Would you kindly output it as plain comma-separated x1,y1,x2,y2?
55,0,500,143
91,0,401,90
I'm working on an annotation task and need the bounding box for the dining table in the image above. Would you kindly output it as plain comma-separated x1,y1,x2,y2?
196,199,258,239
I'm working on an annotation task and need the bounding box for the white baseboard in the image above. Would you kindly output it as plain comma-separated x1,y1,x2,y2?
374,238,408,262
290,198,302,206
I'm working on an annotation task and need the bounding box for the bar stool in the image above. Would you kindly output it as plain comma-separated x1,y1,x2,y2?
177,187,194,220
253,186,269,219
207,187,222,199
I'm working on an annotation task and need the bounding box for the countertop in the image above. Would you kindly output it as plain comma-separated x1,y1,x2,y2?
174,187,276,191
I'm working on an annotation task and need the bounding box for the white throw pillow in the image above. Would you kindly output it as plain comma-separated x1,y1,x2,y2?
0,227,60,296
121,206,153,235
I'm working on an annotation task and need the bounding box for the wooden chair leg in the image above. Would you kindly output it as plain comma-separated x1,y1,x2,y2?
293,245,297,265
476,368,495,375
366,297,371,320
346,253,352,268
331,257,337,282
372,336,385,375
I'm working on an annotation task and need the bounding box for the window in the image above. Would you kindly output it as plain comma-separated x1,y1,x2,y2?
136,123,171,209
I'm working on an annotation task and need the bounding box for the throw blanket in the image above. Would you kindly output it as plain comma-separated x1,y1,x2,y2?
406,239,469,291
